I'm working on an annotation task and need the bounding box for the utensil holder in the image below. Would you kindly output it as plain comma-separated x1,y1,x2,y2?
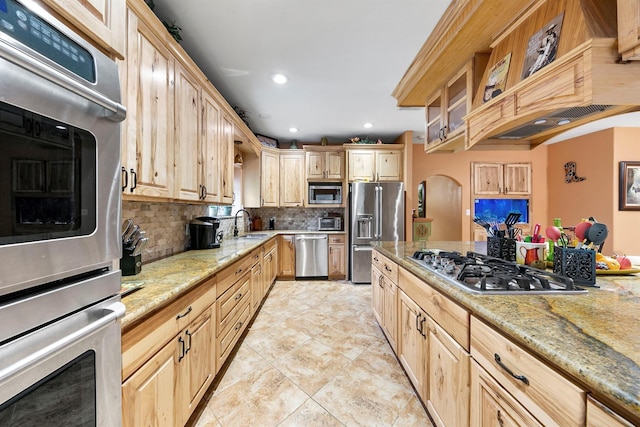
553,246,595,285
120,246,141,276
487,237,516,262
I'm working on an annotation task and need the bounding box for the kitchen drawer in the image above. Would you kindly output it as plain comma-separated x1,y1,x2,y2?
372,252,398,283
249,247,262,266
328,234,345,244
217,298,251,369
471,317,586,427
398,267,469,350
217,272,251,336
121,275,216,380
217,254,254,296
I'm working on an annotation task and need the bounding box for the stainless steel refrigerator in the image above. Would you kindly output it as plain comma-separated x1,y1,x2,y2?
349,182,405,283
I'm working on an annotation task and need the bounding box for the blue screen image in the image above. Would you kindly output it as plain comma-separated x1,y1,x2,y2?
474,198,529,224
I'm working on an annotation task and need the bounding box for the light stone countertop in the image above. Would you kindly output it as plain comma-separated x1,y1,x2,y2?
373,240,640,423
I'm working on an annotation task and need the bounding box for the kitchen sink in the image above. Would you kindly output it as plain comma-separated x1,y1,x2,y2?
241,233,269,239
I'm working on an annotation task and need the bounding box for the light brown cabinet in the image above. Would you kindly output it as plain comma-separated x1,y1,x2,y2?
328,234,346,279
305,147,345,180
425,54,488,153
397,288,427,401
121,5,175,199
371,253,399,351
618,0,640,61
250,249,263,314
587,396,634,427
200,89,222,203
261,149,279,207
220,114,235,204
263,238,278,292
472,162,531,195
471,317,586,427
346,145,403,182
42,0,126,59
277,235,296,279
122,280,216,427
279,152,305,207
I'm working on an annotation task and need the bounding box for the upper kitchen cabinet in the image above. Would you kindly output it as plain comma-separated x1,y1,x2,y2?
617,0,640,61
42,0,125,59
279,151,305,207
304,146,345,180
121,4,174,199
220,113,235,204
243,148,279,207
345,144,403,182
425,54,488,153
472,162,531,195
200,89,222,203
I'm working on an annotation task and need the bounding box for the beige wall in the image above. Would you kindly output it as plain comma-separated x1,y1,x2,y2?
547,127,640,255
411,144,548,241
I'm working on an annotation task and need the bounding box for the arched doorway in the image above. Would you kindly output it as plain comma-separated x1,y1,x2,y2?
425,175,462,241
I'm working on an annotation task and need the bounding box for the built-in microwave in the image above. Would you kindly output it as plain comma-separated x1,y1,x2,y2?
309,183,342,204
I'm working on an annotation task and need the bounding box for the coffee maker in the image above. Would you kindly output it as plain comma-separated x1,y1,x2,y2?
189,216,221,249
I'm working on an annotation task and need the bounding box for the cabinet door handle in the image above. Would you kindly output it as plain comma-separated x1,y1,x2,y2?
415,312,421,334
129,169,137,192
379,276,384,289
420,316,427,338
494,353,529,385
178,336,186,362
121,166,128,191
185,330,192,354
176,306,192,320
497,410,505,427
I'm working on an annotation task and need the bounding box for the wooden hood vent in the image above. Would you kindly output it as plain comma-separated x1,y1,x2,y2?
464,0,640,149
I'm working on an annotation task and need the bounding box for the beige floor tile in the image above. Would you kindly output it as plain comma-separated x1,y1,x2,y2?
214,344,268,393
393,395,433,427
312,360,417,426
272,338,353,395
192,406,221,427
209,365,308,426
278,398,344,427
314,322,379,360
245,326,312,361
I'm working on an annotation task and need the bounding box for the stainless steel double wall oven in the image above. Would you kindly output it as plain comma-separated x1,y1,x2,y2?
0,0,125,425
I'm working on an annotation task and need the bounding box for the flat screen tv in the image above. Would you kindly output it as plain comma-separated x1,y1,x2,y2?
474,198,529,224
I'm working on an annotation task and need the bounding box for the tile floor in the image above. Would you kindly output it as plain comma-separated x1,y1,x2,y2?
188,280,432,427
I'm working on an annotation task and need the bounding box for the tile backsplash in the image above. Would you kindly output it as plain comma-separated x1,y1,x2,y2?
122,201,344,264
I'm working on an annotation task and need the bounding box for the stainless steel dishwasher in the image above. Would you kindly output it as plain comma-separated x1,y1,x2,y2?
295,234,328,278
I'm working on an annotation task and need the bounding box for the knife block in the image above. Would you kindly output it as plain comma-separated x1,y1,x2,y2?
487,237,516,262
553,246,595,286
120,245,141,276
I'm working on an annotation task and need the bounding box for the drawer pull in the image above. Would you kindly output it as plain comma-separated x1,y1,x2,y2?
494,353,530,386
176,306,192,320
384,265,392,273
373,256,379,262
235,292,243,300
235,321,243,331
235,268,243,275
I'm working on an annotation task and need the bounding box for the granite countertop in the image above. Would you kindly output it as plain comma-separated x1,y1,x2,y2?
373,240,640,422
120,230,345,328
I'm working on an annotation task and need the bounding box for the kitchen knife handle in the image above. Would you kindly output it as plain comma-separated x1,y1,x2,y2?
494,353,529,385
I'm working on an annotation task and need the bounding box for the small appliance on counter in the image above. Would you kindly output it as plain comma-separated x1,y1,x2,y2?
121,220,149,276
269,217,276,230
318,215,342,231
189,216,221,249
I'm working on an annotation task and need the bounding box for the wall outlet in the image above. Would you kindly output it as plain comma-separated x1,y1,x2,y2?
465,209,470,216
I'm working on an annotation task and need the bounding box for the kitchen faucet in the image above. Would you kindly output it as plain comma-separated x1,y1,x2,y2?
233,209,251,237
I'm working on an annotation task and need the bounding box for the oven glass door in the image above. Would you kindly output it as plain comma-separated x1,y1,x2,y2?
0,100,96,245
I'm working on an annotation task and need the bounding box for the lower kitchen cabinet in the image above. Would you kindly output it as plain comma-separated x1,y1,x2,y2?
250,249,263,313
121,280,216,427
328,234,346,279
263,237,278,292
470,316,586,427
470,359,543,427
398,289,427,401
278,235,296,279
587,396,634,427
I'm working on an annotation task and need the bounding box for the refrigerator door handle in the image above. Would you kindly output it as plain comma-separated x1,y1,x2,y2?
377,185,383,239
374,186,380,239
353,245,373,252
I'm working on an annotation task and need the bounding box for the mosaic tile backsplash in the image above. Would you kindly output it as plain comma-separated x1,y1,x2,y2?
121,201,345,264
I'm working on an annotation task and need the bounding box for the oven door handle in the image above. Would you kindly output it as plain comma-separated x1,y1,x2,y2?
0,302,125,382
0,41,127,122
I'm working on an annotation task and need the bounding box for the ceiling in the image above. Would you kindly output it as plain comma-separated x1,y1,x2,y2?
149,0,452,145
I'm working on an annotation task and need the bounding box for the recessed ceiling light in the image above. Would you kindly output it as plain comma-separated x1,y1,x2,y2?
289,127,298,133
271,73,288,84
557,119,571,125
363,122,373,128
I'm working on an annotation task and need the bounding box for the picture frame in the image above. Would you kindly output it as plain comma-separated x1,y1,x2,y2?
619,161,640,210
521,12,564,79
483,53,511,103
256,134,279,148
417,181,426,218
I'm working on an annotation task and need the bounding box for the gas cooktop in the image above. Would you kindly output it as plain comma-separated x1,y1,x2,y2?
407,250,587,295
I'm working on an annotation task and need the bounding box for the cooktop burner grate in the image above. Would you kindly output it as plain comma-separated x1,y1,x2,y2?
407,250,586,295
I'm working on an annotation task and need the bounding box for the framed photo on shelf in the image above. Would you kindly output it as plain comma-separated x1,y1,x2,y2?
417,181,426,218
619,161,640,210
521,12,564,79
256,134,279,148
483,53,511,103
